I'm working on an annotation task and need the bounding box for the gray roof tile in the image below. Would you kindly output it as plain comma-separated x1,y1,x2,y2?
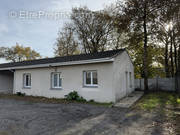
0,49,125,69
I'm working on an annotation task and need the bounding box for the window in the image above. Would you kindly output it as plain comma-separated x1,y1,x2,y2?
84,71,98,87
129,72,132,88
125,71,128,90
23,73,31,88
51,72,62,89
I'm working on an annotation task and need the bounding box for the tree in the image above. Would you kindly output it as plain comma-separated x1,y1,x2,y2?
113,0,173,92
157,23,172,77
0,43,41,62
54,24,80,57
71,7,113,53
157,0,180,77
128,41,165,78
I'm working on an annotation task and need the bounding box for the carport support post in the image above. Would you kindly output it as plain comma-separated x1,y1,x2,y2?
12,70,15,94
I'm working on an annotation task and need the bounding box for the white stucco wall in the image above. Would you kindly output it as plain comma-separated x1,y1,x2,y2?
113,51,135,101
14,62,115,103
0,71,13,93
13,51,134,103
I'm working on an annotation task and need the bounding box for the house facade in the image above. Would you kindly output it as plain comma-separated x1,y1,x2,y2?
0,49,134,103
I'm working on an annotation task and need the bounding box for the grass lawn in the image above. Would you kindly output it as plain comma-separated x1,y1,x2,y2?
134,92,180,134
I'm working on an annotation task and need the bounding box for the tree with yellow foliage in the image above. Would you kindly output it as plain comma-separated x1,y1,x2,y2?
0,43,41,62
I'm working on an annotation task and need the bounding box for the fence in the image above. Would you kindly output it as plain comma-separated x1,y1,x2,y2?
175,72,180,95
135,77,176,92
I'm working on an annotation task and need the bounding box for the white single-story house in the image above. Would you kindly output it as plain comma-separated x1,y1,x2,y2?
0,49,134,103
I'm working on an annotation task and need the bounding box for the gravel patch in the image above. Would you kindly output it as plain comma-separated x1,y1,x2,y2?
0,98,173,135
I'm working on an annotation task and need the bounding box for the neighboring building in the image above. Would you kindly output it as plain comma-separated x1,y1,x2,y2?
0,49,134,103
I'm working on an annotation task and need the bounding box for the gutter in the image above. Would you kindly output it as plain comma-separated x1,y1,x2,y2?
0,57,114,71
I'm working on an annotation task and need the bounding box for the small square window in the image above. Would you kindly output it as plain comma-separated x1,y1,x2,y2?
23,73,31,88
51,72,62,89
84,71,98,87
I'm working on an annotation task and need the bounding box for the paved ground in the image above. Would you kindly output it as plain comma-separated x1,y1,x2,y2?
114,91,144,108
0,98,172,135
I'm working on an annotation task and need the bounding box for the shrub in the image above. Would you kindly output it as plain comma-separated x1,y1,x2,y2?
16,92,25,97
65,91,86,102
89,99,95,102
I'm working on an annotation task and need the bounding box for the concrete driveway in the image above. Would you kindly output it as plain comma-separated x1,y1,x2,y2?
0,98,165,135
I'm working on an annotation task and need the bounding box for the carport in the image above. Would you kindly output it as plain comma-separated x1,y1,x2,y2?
0,70,14,94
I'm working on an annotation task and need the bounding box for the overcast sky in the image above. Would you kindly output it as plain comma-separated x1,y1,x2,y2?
0,0,117,63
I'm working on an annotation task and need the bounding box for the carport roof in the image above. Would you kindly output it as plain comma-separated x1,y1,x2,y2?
0,49,125,70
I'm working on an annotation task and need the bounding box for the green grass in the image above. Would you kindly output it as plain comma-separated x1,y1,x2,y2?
136,92,180,111
177,98,180,104
0,94,113,107
135,92,180,134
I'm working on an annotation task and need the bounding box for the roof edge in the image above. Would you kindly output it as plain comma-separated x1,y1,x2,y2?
110,48,126,58
0,57,114,71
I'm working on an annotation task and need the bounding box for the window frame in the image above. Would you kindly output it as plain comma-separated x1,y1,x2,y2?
83,70,98,87
23,73,31,88
51,72,62,89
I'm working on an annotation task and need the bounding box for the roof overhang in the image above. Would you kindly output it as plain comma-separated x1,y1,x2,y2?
0,57,114,71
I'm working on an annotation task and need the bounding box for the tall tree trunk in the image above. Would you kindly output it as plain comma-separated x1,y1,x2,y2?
173,30,178,72
143,3,149,93
170,32,174,77
165,40,170,77
174,43,177,72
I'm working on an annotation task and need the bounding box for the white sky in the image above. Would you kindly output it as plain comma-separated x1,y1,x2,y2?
0,0,117,63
